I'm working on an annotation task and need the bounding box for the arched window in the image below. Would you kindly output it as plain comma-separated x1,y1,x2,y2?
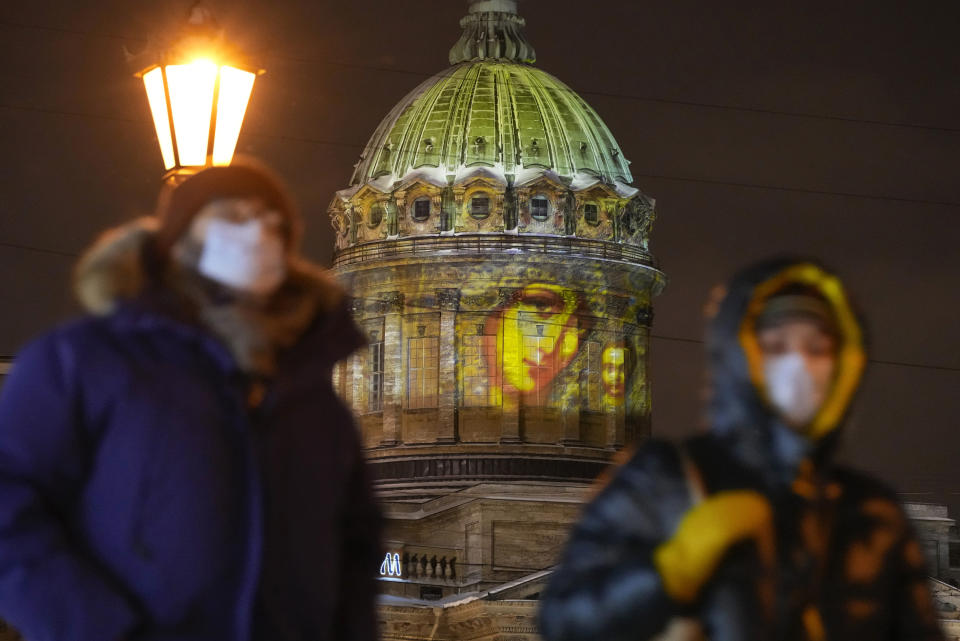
412,197,431,222
530,195,550,221
469,194,491,219
368,204,385,228
583,203,599,225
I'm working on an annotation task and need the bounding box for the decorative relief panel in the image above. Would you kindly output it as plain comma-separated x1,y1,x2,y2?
377,291,405,315
572,187,618,240
397,182,444,237
330,206,351,251
516,177,567,235
435,288,461,311
455,178,507,234
620,195,656,250
460,292,498,311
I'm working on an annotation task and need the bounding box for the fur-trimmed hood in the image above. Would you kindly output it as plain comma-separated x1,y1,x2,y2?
74,217,355,375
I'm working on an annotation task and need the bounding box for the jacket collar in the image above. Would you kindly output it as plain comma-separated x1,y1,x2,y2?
75,217,357,377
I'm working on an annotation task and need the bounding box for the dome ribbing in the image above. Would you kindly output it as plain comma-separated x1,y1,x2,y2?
349,61,634,192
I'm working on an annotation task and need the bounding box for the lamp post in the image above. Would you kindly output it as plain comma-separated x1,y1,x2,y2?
133,3,264,182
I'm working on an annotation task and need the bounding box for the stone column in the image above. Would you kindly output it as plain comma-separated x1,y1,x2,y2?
606,298,632,450
348,204,359,245
452,186,466,233
561,407,581,445
503,176,517,231
436,288,460,443
432,193,444,233
391,190,406,237
605,406,624,450
498,287,522,443
380,292,404,446
342,296,363,410
351,349,365,420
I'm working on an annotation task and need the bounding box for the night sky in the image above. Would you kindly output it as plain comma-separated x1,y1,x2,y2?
2,1,958,512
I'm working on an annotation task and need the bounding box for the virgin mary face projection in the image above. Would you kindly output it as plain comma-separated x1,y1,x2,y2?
482,283,587,408
600,342,638,410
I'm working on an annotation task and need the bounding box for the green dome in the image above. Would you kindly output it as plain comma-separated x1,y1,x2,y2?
349,1,634,194
331,0,656,257
350,61,633,191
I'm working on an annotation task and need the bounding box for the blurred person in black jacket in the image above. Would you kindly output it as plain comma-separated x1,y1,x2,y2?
540,258,943,641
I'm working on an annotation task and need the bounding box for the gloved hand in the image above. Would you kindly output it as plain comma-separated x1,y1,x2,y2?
653,490,773,603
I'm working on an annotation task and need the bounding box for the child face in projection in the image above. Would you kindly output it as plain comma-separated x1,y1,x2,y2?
601,345,627,400
499,284,581,396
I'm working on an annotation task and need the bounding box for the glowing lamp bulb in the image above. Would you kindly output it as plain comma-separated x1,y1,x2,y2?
140,57,259,172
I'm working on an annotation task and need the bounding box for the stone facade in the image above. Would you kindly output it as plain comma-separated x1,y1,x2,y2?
327,1,665,638
932,579,960,639
913,502,960,638
333,249,662,495
905,502,960,586
372,483,578,641
375,484,586,604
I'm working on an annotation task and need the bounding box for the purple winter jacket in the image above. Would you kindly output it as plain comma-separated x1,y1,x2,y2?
0,294,381,641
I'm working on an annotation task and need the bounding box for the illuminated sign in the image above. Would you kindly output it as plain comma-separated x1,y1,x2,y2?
380,552,402,577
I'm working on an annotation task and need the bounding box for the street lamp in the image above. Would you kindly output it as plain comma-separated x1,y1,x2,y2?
133,4,264,179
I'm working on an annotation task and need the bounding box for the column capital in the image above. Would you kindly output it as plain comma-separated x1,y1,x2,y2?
435,288,461,311
379,291,405,314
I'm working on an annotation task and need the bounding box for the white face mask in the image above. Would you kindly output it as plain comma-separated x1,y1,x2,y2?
763,352,825,427
197,218,286,296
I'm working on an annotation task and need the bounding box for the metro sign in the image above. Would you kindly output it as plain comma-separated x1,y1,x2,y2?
380,552,402,577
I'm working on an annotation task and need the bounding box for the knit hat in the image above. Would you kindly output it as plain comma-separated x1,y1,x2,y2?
153,160,299,257
756,284,839,338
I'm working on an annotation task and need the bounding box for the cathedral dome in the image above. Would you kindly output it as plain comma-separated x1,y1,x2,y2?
330,0,656,257
329,0,665,498
349,59,635,195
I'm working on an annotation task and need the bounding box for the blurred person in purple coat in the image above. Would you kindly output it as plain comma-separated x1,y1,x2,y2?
0,161,382,641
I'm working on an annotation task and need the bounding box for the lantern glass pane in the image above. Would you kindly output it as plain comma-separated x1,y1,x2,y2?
165,60,218,166
212,66,256,166
142,68,175,170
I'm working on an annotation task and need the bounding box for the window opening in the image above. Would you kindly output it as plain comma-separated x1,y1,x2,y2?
461,335,489,407
470,195,490,219
584,203,599,225
368,205,384,228
408,337,439,409
530,196,550,221
369,340,384,411
412,197,431,222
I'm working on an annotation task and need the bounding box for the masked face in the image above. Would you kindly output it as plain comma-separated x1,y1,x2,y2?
757,320,836,430
177,198,288,297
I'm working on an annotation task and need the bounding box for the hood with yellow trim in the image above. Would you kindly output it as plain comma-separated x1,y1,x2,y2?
705,258,867,474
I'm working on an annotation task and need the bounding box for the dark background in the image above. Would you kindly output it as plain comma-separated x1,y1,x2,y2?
1,1,958,512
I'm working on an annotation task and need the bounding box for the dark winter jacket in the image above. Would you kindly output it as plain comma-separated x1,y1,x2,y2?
540,258,944,641
0,220,382,641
